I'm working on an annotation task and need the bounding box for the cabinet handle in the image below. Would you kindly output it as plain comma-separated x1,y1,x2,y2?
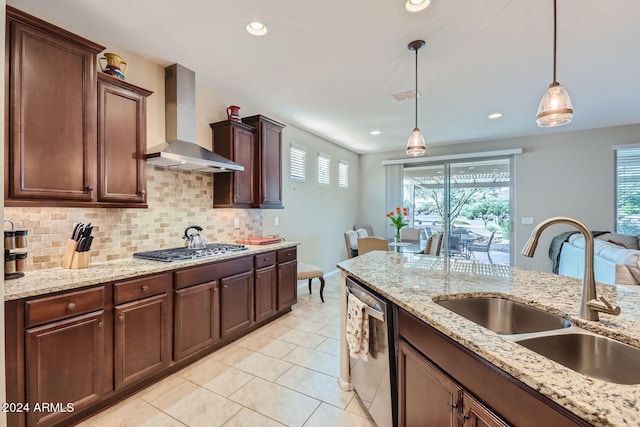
119,314,125,321
98,321,104,328
139,189,146,196
458,412,470,423
448,402,458,410
141,285,149,292
67,302,76,310
84,186,93,193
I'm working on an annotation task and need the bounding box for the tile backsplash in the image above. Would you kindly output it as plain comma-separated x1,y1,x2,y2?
4,167,263,271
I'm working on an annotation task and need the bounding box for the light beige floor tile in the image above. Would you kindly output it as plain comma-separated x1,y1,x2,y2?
136,373,186,402
85,397,172,427
276,365,354,409
345,395,371,418
178,357,229,386
209,343,244,361
151,382,242,427
236,333,297,358
74,422,91,426
138,412,186,427
263,324,294,339
283,346,340,377
315,323,341,340
222,407,285,427
278,328,327,348
223,348,293,381
315,337,340,356
230,377,320,426
203,367,254,397
303,402,376,427
275,314,325,333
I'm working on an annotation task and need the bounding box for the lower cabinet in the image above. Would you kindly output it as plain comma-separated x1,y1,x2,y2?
277,248,297,310
174,281,220,361
221,271,254,337
25,311,106,427
255,265,277,322
398,340,506,427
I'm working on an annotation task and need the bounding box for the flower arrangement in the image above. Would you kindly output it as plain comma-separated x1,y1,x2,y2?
386,207,409,240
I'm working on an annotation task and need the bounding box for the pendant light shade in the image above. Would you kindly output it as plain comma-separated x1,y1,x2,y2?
406,40,426,157
536,0,573,127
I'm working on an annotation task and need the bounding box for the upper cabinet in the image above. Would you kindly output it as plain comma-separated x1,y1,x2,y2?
4,7,152,207
210,115,285,209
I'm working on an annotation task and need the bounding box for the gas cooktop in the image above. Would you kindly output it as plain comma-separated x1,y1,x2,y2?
133,243,248,262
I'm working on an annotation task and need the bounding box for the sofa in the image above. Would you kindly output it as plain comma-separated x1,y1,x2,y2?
555,232,640,286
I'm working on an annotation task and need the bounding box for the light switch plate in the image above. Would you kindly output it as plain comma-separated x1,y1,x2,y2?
234,218,240,229
522,217,534,225
274,216,279,226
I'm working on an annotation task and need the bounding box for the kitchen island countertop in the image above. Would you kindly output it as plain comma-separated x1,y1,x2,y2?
337,251,640,426
4,242,299,301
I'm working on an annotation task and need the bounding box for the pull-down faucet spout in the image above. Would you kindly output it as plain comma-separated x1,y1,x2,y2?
521,216,620,321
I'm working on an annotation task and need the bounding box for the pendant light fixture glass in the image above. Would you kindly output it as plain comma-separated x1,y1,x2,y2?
536,0,573,127
406,40,426,156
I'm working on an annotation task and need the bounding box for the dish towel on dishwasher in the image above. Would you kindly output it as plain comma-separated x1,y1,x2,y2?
346,293,369,361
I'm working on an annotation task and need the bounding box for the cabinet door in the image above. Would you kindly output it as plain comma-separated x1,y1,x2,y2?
220,271,254,338
97,74,151,204
25,311,106,426
6,13,101,202
232,125,255,206
174,281,220,361
462,393,510,427
277,260,297,310
255,265,277,322
114,293,171,390
398,340,462,427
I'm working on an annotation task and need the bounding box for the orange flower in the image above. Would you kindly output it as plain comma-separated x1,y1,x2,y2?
396,207,401,214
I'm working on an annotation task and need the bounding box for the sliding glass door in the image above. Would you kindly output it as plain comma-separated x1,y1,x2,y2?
404,157,512,265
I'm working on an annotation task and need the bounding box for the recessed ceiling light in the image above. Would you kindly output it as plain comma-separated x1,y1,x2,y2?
405,0,431,13
488,112,503,120
246,22,268,36
370,130,381,135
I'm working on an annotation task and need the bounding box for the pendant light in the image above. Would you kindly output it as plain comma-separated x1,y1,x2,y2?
406,40,426,156
536,0,573,127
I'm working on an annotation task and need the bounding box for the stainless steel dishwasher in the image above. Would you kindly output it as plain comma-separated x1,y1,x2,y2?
346,277,396,427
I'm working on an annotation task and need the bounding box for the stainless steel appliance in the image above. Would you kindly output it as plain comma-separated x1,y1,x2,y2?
133,243,247,262
183,225,207,249
346,277,396,427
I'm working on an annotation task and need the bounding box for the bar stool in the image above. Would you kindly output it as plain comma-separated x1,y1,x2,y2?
297,263,325,302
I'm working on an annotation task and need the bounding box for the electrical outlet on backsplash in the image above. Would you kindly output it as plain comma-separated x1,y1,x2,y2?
4,167,264,271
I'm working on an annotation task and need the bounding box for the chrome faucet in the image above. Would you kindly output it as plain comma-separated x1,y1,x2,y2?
521,216,620,321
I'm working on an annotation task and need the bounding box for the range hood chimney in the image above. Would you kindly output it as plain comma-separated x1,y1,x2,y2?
145,64,244,173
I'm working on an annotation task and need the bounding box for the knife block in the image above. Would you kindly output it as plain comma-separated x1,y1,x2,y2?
61,239,90,269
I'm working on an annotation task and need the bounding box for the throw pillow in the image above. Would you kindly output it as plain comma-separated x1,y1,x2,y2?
608,239,627,248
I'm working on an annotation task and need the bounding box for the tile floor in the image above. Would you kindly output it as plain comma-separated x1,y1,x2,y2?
77,274,376,427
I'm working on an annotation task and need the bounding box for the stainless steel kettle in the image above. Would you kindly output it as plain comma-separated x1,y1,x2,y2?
184,225,207,249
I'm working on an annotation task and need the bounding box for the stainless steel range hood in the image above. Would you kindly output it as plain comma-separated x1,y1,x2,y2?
146,64,243,173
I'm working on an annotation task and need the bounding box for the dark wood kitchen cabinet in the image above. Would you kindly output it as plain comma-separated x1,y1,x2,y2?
220,270,254,337
210,120,256,208
397,308,590,427
113,274,171,390
97,73,152,205
254,252,277,322
5,7,104,203
242,115,285,209
277,248,297,310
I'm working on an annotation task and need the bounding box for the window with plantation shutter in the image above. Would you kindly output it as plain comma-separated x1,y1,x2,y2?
339,160,349,189
614,145,640,234
290,144,306,181
318,153,331,185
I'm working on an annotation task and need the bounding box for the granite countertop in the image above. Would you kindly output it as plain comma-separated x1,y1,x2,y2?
5,242,299,301
337,252,640,427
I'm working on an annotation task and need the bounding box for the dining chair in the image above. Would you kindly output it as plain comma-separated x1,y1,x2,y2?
344,230,359,259
357,237,389,255
468,230,497,263
424,233,443,256
356,228,369,238
355,225,374,237
400,227,421,242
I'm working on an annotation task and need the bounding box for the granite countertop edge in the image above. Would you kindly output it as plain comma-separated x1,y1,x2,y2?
4,242,299,301
337,252,640,427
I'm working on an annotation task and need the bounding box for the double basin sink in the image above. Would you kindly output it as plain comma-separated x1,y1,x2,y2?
435,297,640,384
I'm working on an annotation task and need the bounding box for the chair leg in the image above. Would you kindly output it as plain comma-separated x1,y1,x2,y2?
308,279,312,294
487,251,493,263
319,277,325,303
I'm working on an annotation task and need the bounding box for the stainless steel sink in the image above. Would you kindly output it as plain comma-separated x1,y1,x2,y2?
517,333,640,384
435,297,571,335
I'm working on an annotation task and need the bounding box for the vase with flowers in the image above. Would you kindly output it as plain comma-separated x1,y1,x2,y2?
386,207,409,243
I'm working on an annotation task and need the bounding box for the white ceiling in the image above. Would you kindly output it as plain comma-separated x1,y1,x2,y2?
7,0,640,154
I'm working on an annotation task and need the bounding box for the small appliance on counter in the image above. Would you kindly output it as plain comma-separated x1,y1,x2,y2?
4,220,28,279
184,225,207,249
61,222,94,269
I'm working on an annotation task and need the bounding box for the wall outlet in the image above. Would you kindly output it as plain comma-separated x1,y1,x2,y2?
521,217,534,225
234,218,240,229
274,216,279,226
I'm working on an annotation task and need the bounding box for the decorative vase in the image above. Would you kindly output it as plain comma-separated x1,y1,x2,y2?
395,230,401,244
99,52,128,80
226,105,241,122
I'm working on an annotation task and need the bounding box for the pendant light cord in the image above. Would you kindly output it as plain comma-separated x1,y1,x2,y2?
552,0,557,84
415,47,419,129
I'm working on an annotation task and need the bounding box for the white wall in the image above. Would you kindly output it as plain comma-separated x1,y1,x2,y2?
1,3,6,424
359,124,640,273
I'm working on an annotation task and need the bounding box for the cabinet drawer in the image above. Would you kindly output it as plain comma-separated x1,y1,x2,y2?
25,286,105,327
255,251,276,269
174,256,253,289
114,273,171,305
277,247,297,263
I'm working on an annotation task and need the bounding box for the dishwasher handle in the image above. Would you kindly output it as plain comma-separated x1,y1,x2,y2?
346,285,385,322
